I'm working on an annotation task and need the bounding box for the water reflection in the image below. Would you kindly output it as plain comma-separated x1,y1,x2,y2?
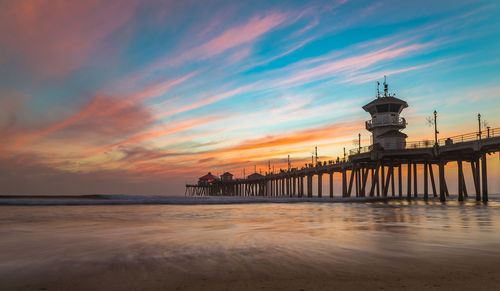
0,200,499,288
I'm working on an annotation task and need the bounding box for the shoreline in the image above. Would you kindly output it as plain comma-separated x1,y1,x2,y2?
0,194,497,206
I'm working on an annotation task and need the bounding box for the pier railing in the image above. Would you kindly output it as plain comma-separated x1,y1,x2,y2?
437,127,500,146
365,117,406,130
349,145,373,155
349,127,500,156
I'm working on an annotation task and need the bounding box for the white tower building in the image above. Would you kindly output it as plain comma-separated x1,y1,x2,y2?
362,77,408,150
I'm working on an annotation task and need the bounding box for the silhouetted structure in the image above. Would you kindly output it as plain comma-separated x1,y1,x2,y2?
186,79,500,202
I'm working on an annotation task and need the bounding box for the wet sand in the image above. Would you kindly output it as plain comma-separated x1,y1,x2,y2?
1,200,499,290
6,251,499,290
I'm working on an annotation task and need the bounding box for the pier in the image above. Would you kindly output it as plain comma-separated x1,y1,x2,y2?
186,79,500,202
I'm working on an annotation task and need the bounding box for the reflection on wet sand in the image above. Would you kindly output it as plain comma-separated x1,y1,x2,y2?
0,199,499,290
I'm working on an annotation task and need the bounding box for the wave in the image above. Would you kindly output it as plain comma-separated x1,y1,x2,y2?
0,195,402,206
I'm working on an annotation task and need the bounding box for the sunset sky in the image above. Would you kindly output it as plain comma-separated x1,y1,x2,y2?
1,0,499,195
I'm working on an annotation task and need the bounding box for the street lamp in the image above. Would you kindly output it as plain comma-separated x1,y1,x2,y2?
478,113,482,140
434,110,439,145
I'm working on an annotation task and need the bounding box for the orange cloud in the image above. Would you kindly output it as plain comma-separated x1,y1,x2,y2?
9,94,154,151
79,116,224,156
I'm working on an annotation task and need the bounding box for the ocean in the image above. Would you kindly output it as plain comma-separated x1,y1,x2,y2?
1,196,500,290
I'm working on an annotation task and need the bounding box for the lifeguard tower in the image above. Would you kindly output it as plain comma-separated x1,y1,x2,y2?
362,77,408,150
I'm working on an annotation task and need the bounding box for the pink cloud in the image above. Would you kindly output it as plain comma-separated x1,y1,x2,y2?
193,12,287,59
0,0,140,77
79,116,223,156
155,85,251,119
277,43,430,87
8,94,155,151
147,12,288,70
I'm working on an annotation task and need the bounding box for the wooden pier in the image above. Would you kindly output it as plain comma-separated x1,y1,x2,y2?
186,79,499,202
185,127,500,202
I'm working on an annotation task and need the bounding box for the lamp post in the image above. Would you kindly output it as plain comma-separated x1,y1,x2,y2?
358,133,361,153
478,113,482,140
434,110,439,145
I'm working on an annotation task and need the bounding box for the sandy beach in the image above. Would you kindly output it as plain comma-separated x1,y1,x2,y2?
4,250,499,290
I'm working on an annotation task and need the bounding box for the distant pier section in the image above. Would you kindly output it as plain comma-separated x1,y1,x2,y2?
186,78,500,202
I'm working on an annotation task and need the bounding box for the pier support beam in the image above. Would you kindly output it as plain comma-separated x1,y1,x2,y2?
342,170,347,197
424,162,428,200
458,160,464,201
370,169,375,197
329,173,334,198
471,159,481,201
285,177,292,196
407,163,412,199
381,163,385,197
355,168,359,197
307,175,313,198
413,163,418,198
429,163,437,197
293,176,296,196
383,165,392,197
369,165,380,197
481,153,488,202
361,168,369,197
439,161,446,202
300,176,304,197
318,173,323,198
391,165,395,197
398,164,402,197
347,167,355,197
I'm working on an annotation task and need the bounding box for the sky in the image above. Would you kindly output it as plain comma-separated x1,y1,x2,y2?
1,0,499,195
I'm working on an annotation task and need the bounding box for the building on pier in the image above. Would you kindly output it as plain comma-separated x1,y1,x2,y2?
363,77,408,150
220,172,233,182
247,173,264,180
198,172,218,186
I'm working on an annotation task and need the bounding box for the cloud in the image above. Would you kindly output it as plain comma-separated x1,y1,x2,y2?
276,42,431,87
0,0,139,76
144,11,288,72
155,85,251,118
8,94,155,151
79,116,223,156
181,12,288,61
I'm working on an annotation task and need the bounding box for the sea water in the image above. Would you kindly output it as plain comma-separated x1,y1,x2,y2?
1,197,499,290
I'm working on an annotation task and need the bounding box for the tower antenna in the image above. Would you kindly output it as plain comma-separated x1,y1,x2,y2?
383,75,388,97
315,146,318,166
377,81,380,98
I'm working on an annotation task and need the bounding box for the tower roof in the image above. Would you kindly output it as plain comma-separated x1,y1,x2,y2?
362,96,408,115
199,172,219,180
